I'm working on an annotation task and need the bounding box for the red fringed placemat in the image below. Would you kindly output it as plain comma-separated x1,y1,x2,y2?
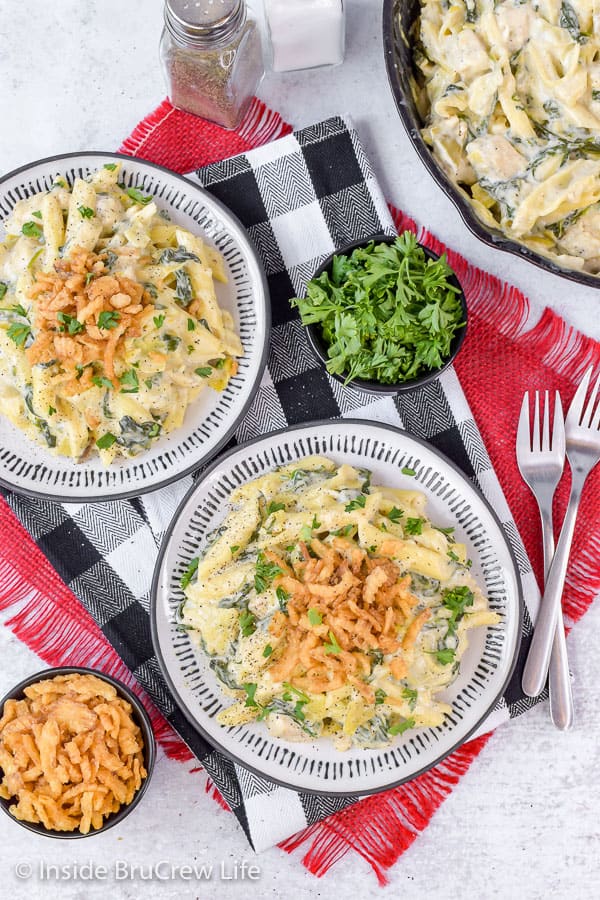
1,98,600,884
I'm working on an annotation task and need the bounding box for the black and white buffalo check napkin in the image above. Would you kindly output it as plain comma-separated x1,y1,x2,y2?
3,116,539,851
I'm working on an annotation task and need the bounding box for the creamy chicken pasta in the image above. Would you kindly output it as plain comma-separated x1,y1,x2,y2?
0,164,242,463
180,456,499,749
413,0,600,272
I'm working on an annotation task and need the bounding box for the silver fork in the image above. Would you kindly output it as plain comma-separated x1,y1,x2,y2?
523,365,600,704
516,390,573,730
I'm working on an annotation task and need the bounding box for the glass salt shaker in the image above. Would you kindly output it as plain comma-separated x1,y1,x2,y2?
264,0,345,73
160,0,264,130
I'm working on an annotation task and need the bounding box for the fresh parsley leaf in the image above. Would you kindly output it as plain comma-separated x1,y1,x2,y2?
299,524,313,542
276,586,290,613
187,318,195,331
324,630,342,655
388,717,415,736
345,494,366,512
153,314,165,329
213,358,226,369
387,506,403,523
230,545,240,555
126,186,153,205
22,221,42,238
239,609,256,637
47,405,56,416
442,585,474,635
374,688,387,705
78,205,94,218
96,432,117,450
435,648,456,666
266,500,286,516
7,322,31,347
332,524,354,537
447,550,460,562
242,683,259,708
254,552,282,594
195,367,212,378
404,517,423,535
104,163,118,171
119,369,139,393
180,557,199,589
402,687,418,711
263,644,273,658
307,608,322,626
92,376,113,390
402,466,416,476
57,311,84,335
97,310,120,330
31,210,42,219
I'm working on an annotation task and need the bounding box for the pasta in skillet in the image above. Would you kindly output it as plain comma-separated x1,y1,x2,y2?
179,456,500,750
412,0,600,273
0,164,242,463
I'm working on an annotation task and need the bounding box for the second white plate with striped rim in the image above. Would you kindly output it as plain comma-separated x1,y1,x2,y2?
151,419,522,796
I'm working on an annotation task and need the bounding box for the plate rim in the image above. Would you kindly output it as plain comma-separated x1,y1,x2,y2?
0,150,271,503
150,418,525,797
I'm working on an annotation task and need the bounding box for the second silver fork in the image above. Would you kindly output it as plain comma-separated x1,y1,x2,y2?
516,390,573,730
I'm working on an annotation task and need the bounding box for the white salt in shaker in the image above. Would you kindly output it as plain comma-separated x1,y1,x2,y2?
264,0,345,72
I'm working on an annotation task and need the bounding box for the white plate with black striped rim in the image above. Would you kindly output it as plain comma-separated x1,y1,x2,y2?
0,152,269,502
151,419,523,796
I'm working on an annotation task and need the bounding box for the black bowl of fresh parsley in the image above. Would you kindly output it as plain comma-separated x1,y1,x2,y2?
292,232,467,394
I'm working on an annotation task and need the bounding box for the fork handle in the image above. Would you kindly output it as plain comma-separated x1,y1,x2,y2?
522,478,582,698
538,506,574,729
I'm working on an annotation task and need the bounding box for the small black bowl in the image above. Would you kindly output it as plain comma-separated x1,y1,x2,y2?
302,233,468,394
0,666,156,838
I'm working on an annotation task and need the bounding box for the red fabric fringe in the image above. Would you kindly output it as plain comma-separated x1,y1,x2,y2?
2,105,600,886
118,98,293,174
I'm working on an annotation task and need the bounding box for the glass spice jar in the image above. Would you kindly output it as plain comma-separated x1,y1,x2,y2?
160,0,264,130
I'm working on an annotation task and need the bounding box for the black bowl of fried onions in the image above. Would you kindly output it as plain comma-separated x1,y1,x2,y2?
292,232,467,394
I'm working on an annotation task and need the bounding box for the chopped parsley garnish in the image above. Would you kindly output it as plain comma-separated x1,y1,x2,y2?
345,494,366,512
242,683,259,708
180,556,199,589
119,369,139,393
213,358,226,369
104,163,118,171
57,311,84,335
402,466,416,476
47,405,56,416
78,205,94,218
96,432,117,450
332,524,354,537
323,630,342,655
404,517,424,535
387,506,403,523
153,314,165,329
436,526,455,535
92,376,114,390
291,232,464,385
388,717,415,736
276,586,290,613
265,500,286,516
239,609,256,637
187,318,195,331
447,550,460,562
97,310,120,330
254,552,282,594
262,644,273,658
126,186,153,205
442,585,474,635
22,221,42,239
31,210,42,219
402,687,418,711
7,322,32,347
435,648,456,666
195,367,212,378
374,688,387,705
85,272,95,286
307,608,322,626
